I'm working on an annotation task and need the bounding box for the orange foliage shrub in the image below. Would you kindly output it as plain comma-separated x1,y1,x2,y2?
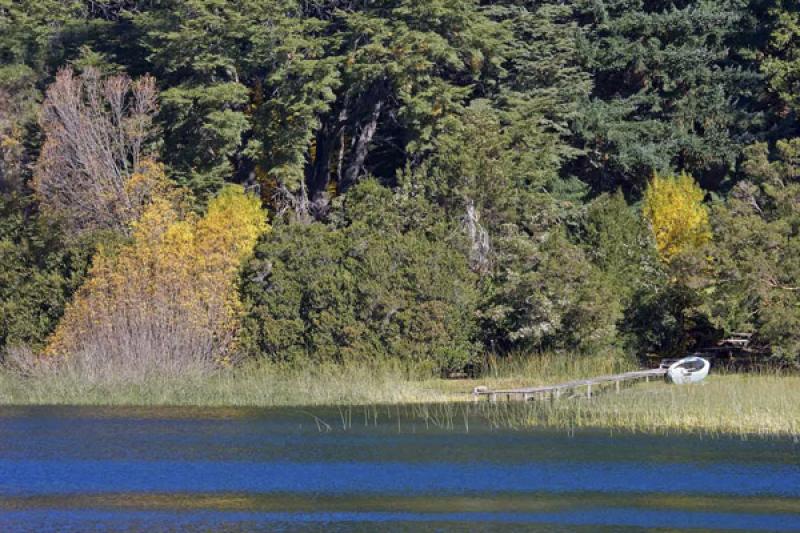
45,186,268,380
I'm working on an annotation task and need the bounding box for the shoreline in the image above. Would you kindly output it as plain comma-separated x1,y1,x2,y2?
1,365,797,438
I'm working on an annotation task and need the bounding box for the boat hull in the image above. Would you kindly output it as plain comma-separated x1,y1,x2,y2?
666,356,710,384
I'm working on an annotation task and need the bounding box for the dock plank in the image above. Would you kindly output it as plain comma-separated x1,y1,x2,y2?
473,368,666,401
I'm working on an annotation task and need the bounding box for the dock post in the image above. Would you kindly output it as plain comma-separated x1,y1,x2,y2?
587,384,592,399
615,381,620,393
491,393,497,403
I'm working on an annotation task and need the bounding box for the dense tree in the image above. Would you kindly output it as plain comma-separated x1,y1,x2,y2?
582,190,660,303
480,228,622,355
0,195,101,354
0,79,37,195
572,0,764,193
251,0,507,216
0,0,85,77
1,0,798,371
241,180,479,370
761,0,800,114
132,0,283,196
705,140,800,361
492,0,593,194
414,98,619,355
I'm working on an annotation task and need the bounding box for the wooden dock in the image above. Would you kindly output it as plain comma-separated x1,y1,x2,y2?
472,367,667,402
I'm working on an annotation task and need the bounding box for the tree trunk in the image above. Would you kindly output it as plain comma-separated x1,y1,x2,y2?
306,123,335,206
305,104,349,210
340,98,383,193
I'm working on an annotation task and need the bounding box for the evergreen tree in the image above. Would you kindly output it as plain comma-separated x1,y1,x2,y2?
582,190,660,305
0,195,106,353
252,0,507,215
572,0,764,193
240,180,480,371
707,139,800,361
133,0,286,197
0,0,85,78
762,0,800,115
492,0,593,193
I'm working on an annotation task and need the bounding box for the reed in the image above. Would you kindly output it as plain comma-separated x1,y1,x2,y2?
0,358,451,407
0,353,629,407
469,369,800,438
1,355,797,437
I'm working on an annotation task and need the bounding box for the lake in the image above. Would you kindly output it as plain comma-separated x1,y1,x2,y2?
1,405,799,531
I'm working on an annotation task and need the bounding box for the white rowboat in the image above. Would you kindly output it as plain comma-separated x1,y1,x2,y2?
666,356,710,384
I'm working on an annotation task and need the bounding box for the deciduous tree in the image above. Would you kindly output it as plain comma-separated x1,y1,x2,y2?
33,67,160,236
643,172,711,262
45,185,267,377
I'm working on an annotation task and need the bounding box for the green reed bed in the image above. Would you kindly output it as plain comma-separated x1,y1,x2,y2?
466,371,800,438
1,356,797,437
0,359,451,407
0,353,630,407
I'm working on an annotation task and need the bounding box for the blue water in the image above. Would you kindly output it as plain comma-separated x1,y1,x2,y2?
4,458,800,496
1,405,799,531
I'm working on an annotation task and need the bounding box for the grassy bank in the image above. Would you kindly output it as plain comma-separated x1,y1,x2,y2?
0,353,634,407
466,372,800,438
1,355,797,437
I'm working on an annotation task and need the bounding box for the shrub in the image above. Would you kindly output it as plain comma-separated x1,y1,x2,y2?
240,181,480,372
44,186,267,379
480,229,622,356
0,195,108,354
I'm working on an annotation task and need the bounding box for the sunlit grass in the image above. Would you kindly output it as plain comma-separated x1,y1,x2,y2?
0,353,635,407
467,372,800,438
0,359,452,407
1,354,797,437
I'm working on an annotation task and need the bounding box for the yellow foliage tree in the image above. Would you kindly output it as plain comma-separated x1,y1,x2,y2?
643,172,712,262
45,185,268,378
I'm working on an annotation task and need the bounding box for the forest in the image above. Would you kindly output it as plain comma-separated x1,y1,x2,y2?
0,0,798,381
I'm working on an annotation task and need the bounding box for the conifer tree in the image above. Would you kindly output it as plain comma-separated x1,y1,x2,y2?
252,0,507,214
762,0,800,114
707,140,800,361
573,0,763,193
492,0,592,190
133,0,287,196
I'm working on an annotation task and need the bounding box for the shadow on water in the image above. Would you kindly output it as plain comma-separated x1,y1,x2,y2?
1,404,799,531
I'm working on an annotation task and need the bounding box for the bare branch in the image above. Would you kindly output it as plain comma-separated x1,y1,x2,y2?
33,67,160,235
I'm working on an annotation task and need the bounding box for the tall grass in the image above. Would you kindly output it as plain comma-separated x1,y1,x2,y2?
486,350,637,381
1,354,797,437
0,359,452,407
469,371,800,438
0,352,633,407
